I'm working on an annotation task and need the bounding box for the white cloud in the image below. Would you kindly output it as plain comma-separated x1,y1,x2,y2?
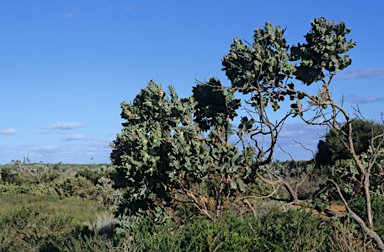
58,130,71,134
11,143,111,164
83,139,114,151
339,94,384,104
60,134,97,141
42,121,85,130
335,68,384,80
13,144,69,163
17,144,66,153
0,127,18,135
60,134,86,141
36,131,52,134
60,13,74,19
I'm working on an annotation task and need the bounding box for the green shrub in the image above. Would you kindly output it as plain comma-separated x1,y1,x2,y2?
348,194,384,238
110,81,248,228
95,176,123,209
52,176,99,200
76,169,112,186
0,177,99,200
327,146,384,199
128,215,265,251
0,181,60,197
0,205,78,252
0,167,38,185
50,233,111,252
256,204,330,251
328,217,379,251
50,172,62,181
178,216,263,251
315,119,384,167
122,208,333,251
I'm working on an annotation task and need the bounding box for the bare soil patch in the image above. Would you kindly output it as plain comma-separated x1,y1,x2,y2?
285,203,346,219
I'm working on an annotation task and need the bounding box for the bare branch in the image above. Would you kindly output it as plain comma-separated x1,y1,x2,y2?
329,179,384,251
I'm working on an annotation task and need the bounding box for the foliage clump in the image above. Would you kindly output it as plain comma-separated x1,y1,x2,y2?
76,168,115,186
52,176,99,200
315,119,384,166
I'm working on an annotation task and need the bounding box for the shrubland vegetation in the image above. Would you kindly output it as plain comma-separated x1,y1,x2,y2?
1,17,383,251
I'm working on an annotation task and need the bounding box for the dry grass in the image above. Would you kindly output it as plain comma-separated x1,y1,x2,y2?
0,194,108,226
251,199,286,218
283,174,328,200
82,211,118,238
328,218,380,251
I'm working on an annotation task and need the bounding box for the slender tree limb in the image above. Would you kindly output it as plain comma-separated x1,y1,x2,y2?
329,179,384,251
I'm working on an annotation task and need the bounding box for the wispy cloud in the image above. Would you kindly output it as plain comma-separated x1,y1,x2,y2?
58,130,71,134
0,127,18,135
14,144,69,163
60,13,74,19
122,5,133,11
42,121,85,130
60,134,96,141
83,139,114,151
60,134,86,141
17,144,66,153
0,146,11,164
339,94,384,104
36,131,51,134
9,143,111,164
335,68,384,80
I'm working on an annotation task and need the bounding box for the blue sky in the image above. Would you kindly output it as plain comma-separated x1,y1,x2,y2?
1,1,383,165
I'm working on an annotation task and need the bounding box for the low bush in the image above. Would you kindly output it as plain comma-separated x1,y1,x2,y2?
0,194,380,251
348,194,384,239
0,205,77,251
327,217,379,252
255,204,331,251
51,176,99,200
75,169,112,186
0,167,38,185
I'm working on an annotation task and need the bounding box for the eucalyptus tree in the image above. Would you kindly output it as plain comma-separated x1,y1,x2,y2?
110,17,384,249
216,17,384,249
110,80,253,232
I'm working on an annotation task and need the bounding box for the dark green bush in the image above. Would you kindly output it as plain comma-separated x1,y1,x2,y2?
1,167,38,185
256,204,331,251
120,206,336,251
315,119,384,167
46,172,61,183
76,169,108,185
50,233,111,252
179,216,264,251
0,205,78,252
0,182,57,196
129,215,265,251
348,194,384,238
52,176,99,200
108,169,126,189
